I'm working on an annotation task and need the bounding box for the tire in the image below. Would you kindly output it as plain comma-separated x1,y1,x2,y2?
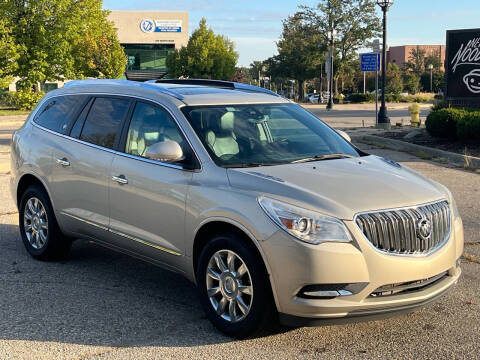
19,184,71,261
196,232,276,338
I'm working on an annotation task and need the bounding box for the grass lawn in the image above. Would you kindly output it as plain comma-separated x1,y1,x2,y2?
0,109,30,116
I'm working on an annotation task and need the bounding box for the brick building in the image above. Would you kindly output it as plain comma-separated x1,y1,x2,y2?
387,45,446,70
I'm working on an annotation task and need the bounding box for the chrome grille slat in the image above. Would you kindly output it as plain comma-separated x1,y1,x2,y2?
355,200,451,255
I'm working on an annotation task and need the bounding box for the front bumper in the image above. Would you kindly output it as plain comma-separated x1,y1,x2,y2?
261,216,464,322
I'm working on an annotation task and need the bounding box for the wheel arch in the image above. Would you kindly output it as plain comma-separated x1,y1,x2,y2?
192,218,281,311
16,173,53,208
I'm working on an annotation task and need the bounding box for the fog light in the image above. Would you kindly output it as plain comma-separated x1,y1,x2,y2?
298,283,368,299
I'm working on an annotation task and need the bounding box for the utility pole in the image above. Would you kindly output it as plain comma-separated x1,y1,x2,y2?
326,1,335,110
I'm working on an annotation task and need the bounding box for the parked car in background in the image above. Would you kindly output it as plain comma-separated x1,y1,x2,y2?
10,79,463,338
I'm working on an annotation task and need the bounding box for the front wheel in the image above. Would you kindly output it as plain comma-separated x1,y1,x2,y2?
196,233,275,338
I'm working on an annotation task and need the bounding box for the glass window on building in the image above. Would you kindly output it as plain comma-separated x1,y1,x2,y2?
123,44,175,71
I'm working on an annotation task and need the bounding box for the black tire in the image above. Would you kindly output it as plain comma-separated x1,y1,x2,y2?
19,184,71,261
196,232,276,338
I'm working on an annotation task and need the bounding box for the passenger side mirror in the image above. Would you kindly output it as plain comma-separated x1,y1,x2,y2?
145,140,184,163
336,130,351,143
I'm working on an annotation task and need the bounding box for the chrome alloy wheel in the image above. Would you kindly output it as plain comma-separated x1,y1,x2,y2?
206,250,253,323
23,197,48,250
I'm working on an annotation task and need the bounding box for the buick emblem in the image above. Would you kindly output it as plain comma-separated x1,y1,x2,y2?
416,217,432,241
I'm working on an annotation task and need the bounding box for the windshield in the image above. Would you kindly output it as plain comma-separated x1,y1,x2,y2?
181,103,361,168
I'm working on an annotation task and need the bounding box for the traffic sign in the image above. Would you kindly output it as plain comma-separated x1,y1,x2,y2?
360,53,381,72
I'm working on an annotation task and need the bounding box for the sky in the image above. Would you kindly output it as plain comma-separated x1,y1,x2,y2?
103,0,480,67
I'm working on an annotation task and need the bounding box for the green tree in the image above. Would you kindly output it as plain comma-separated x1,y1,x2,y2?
275,12,323,100
0,18,20,89
0,0,125,91
425,49,442,72
166,18,238,80
249,61,264,86
405,46,426,76
403,73,420,94
71,9,126,78
386,63,403,94
301,0,381,94
420,71,444,93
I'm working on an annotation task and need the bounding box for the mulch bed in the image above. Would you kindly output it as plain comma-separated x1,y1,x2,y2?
377,128,480,158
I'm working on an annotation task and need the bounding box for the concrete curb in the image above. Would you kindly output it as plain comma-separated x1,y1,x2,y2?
351,134,480,170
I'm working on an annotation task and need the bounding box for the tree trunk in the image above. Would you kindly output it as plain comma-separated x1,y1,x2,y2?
299,79,306,102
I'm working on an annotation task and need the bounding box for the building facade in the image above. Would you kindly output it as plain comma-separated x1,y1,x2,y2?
108,10,189,81
387,45,446,71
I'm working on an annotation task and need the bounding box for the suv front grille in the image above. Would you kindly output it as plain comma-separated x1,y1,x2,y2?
355,200,451,255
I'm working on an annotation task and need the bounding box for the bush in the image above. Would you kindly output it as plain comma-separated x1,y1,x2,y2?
1,90,44,110
457,111,480,140
426,107,480,140
431,100,446,111
346,92,434,104
346,93,376,103
425,108,466,138
385,93,404,102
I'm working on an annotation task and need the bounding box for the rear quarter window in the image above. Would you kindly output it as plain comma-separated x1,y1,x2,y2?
34,95,89,135
79,97,131,149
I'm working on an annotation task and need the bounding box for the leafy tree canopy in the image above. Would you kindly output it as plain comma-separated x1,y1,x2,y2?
301,0,381,75
166,18,238,80
0,18,20,89
0,0,126,90
405,46,427,76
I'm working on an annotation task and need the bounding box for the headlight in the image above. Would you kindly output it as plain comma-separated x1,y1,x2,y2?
258,196,352,245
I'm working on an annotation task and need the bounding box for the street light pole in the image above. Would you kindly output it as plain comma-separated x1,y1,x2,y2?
326,30,335,110
428,64,434,92
376,0,394,129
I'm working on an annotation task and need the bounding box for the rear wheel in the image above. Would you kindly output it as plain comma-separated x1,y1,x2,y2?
196,233,275,338
19,184,71,261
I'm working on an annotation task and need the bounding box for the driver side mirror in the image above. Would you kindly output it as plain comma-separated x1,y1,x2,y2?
145,140,184,163
336,130,351,142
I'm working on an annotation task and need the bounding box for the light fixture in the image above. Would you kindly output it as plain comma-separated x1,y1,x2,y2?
376,0,394,10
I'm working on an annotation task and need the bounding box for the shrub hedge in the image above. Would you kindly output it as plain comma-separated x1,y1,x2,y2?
346,93,434,104
457,111,480,140
426,107,480,140
0,90,44,110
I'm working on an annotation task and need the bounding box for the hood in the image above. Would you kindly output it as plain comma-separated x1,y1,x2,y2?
227,155,448,220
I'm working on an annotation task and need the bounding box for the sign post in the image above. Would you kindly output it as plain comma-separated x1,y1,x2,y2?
360,52,381,125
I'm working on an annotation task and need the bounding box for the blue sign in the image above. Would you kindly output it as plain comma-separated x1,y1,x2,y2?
140,19,182,33
361,53,381,72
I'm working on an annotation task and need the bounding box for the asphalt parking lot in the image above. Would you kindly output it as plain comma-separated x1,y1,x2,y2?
0,116,479,359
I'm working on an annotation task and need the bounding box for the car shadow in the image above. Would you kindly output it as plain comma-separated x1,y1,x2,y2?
0,221,289,347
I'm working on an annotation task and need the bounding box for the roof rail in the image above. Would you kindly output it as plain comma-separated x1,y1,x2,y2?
153,79,281,97
63,79,185,100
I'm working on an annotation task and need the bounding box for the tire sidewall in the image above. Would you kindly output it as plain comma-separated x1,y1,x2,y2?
19,185,56,259
196,233,273,338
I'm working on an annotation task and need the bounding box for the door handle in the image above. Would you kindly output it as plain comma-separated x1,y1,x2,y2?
112,175,128,185
56,158,70,167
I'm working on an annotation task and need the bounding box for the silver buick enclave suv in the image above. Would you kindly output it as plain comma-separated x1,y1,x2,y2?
10,79,463,338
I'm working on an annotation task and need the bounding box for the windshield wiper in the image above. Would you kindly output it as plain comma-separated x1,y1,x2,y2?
291,153,356,164
223,162,280,168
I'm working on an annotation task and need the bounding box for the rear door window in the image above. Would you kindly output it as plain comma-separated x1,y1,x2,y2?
79,97,131,150
34,95,89,134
